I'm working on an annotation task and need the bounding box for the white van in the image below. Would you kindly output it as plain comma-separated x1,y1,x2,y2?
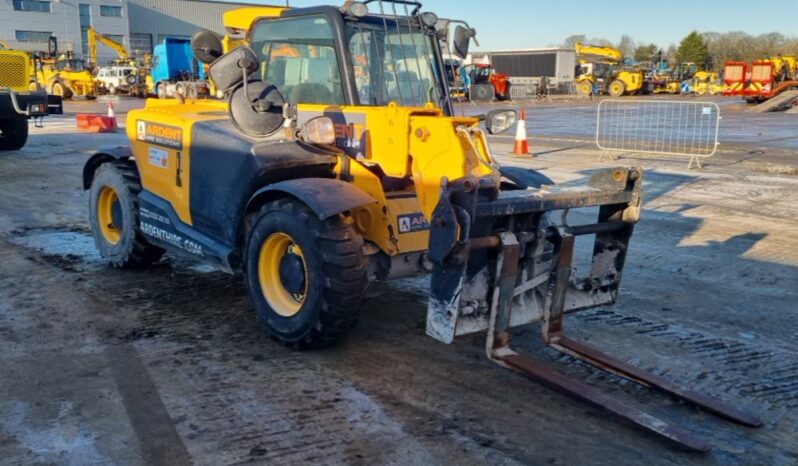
95,66,138,94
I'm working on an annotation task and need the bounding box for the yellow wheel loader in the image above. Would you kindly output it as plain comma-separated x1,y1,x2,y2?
33,37,97,100
0,45,62,150
83,1,760,449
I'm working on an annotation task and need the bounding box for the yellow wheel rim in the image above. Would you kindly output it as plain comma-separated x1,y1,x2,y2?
577,81,591,95
97,186,122,245
611,82,623,96
258,232,308,317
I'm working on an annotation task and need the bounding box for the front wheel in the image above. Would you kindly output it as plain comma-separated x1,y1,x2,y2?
50,81,73,100
156,83,167,99
609,80,625,97
244,199,368,348
576,80,592,96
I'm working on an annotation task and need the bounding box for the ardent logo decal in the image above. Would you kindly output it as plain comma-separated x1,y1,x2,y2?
398,213,429,234
136,120,183,150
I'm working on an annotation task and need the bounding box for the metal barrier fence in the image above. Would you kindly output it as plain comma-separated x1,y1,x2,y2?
595,100,720,169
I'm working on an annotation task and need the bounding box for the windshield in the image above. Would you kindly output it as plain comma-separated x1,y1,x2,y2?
57,59,85,72
347,19,443,107
251,15,344,105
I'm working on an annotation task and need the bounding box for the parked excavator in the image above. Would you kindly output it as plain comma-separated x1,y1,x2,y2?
575,42,645,97
83,1,760,450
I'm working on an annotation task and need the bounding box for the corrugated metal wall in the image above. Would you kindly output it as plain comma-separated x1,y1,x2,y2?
127,0,254,51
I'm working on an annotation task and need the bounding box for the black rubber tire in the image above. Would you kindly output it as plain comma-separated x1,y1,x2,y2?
244,198,368,349
89,162,164,268
609,80,625,97
497,82,511,101
50,81,73,100
0,118,29,151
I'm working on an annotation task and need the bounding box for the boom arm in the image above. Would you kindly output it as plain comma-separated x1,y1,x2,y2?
575,42,622,64
87,27,128,65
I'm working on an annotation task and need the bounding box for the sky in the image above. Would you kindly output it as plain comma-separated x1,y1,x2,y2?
227,0,798,50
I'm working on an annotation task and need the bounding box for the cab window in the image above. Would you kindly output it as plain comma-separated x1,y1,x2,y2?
250,15,344,105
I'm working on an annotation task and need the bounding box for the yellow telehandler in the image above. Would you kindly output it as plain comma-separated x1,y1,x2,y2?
575,42,645,97
82,1,760,450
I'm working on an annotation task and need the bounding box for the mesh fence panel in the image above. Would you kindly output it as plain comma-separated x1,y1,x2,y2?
596,100,720,167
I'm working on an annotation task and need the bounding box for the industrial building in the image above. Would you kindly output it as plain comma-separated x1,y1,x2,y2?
0,0,252,64
471,48,578,93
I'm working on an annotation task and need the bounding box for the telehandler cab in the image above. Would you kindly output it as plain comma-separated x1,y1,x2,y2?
83,1,760,450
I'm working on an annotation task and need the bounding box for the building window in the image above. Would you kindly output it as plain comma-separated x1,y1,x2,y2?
100,5,122,17
130,33,153,54
15,30,52,42
79,4,91,59
13,0,51,13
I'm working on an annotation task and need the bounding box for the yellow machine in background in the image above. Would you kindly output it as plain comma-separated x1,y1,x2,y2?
33,37,96,99
690,70,722,95
765,54,797,82
0,45,59,149
87,27,132,67
574,42,644,97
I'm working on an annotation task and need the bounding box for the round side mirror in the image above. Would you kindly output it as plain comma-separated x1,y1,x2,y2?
484,109,518,135
191,30,223,65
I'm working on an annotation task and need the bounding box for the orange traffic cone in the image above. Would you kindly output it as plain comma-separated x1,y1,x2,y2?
512,108,529,155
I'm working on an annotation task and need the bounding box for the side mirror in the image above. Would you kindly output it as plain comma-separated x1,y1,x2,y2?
191,30,223,65
208,46,259,91
484,109,517,135
453,25,477,60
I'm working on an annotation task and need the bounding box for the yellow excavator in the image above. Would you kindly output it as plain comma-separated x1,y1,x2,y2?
82,1,761,450
87,27,132,67
575,42,645,97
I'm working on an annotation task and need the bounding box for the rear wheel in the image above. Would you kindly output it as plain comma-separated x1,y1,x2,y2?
244,198,368,348
609,80,625,97
0,118,29,151
89,162,164,268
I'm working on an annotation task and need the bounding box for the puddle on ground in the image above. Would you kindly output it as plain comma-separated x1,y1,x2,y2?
9,229,103,266
9,228,221,275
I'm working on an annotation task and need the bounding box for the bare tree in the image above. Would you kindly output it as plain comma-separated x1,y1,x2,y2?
617,34,636,59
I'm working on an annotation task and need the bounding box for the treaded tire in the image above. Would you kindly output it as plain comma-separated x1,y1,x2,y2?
244,198,368,349
0,118,29,151
89,162,164,268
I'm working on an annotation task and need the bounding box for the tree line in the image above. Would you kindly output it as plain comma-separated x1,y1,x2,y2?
562,32,798,71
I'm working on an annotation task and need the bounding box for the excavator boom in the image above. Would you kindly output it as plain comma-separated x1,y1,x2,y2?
87,27,129,65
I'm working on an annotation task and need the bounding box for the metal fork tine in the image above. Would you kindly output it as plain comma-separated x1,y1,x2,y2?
550,337,763,427
495,350,713,452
